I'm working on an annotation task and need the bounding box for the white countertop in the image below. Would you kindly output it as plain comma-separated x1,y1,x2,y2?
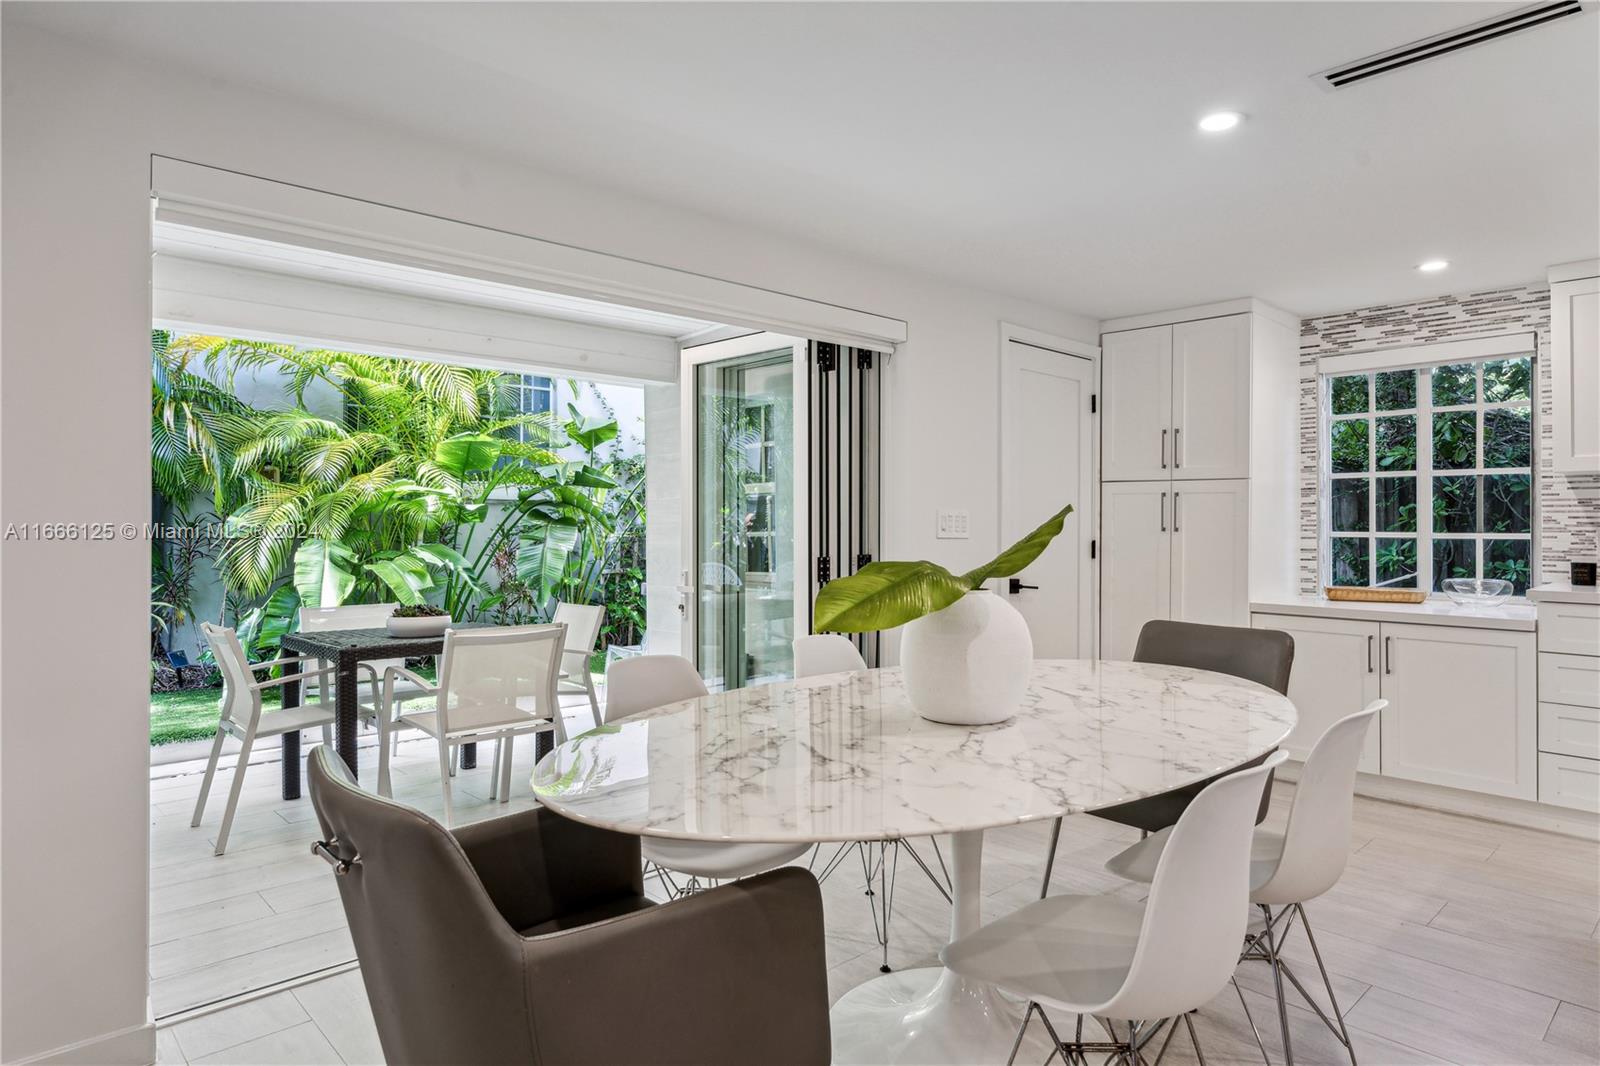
1526,581,1600,606
1252,595,1536,631
531,661,1294,843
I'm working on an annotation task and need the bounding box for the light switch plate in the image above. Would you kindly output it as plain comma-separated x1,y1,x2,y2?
936,510,970,539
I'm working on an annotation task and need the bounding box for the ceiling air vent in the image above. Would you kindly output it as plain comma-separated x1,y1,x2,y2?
1317,0,1586,89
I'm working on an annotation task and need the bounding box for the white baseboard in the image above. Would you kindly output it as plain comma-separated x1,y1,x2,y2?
1275,760,1600,840
14,1021,156,1066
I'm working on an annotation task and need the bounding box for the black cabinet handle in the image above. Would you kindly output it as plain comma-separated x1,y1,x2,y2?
1367,634,1374,674
1008,578,1039,594
1160,491,1167,532
1174,427,1182,469
1161,429,1168,469
1384,636,1393,675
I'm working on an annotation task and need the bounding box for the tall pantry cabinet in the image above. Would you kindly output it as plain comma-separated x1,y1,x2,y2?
1099,302,1301,659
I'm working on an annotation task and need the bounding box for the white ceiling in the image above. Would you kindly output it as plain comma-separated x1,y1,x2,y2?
17,2,1600,318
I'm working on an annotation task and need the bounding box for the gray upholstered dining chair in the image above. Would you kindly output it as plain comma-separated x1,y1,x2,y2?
1040,619,1294,896
306,745,832,1066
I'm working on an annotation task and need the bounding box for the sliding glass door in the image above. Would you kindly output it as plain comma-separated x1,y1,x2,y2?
684,334,809,689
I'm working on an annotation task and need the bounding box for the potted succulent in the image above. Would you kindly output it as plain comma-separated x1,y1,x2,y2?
386,603,452,638
814,504,1071,726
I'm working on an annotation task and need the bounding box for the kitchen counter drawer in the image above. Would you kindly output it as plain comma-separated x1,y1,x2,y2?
1539,752,1600,812
1537,602,1600,657
1539,652,1600,709
1539,701,1600,759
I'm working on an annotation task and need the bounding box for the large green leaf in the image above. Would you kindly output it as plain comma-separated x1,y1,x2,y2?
364,558,429,605
433,433,504,477
564,406,619,453
813,561,971,634
961,503,1074,588
292,538,357,608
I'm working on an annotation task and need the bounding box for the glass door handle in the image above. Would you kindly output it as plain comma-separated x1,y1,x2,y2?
1008,579,1039,594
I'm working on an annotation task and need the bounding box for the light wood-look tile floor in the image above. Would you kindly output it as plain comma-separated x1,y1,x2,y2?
154,708,1600,1065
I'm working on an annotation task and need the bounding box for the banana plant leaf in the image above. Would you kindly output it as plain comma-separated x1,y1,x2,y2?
960,504,1074,588
539,461,618,489
412,542,484,593
563,406,619,452
813,560,971,633
293,538,357,608
364,556,432,605
433,433,504,477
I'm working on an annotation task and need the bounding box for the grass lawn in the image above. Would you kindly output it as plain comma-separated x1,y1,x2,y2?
149,652,610,746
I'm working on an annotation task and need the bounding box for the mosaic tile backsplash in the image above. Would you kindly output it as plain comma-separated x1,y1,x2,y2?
1298,284,1600,595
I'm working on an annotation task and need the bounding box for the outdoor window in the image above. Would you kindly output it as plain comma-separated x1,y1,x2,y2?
1323,354,1534,594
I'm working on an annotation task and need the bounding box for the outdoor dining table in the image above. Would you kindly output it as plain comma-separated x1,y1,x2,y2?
530,659,1296,1065
276,622,553,799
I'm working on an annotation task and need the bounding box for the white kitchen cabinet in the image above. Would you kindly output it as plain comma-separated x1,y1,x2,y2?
1378,622,1536,800
1549,272,1599,475
1171,480,1250,628
1251,613,1381,773
1539,753,1600,811
1101,481,1172,660
1102,478,1249,659
1101,325,1172,482
1172,316,1251,480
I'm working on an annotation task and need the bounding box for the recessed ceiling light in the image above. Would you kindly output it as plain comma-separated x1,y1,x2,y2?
1418,259,1450,272
1198,111,1243,133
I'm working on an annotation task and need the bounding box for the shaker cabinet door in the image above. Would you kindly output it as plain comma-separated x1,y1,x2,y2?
1170,479,1250,631
1101,325,1173,482
1172,315,1251,481
1378,622,1536,800
1251,612,1381,773
1100,482,1172,661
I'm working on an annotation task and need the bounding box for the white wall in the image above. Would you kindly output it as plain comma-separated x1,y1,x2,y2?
0,21,1097,1062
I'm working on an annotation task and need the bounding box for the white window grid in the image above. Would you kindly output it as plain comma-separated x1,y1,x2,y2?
1321,354,1536,595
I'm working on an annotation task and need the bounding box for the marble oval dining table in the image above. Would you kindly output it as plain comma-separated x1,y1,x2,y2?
530,659,1296,1065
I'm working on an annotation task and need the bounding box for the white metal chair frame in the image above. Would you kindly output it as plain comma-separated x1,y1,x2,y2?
193,622,337,856
942,753,1288,1066
553,602,606,731
1103,701,1385,1066
375,624,568,825
794,634,954,973
604,654,810,895
297,603,414,749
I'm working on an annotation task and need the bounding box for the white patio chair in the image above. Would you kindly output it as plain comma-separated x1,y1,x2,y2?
1104,702,1385,1066
376,624,566,825
193,623,337,856
552,601,605,730
942,752,1288,1065
604,654,810,894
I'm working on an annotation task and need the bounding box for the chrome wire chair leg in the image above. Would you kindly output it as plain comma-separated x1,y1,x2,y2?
1039,816,1064,899
1181,1013,1207,1066
1297,903,1358,1065
1007,1001,1038,1066
1035,1006,1068,1066
1232,976,1272,1066
862,840,899,972
900,838,953,903
1260,904,1296,1066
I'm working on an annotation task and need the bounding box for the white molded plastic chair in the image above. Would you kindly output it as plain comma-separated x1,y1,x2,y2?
376,625,566,825
1104,701,1384,1066
792,635,953,973
793,633,868,678
604,654,809,891
942,752,1288,1065
552,602,606,730
194,623,337,856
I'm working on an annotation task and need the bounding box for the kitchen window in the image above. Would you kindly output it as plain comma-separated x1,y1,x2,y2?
1322,350,1534,594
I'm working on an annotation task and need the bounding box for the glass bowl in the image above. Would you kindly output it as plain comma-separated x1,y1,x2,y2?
1441,578,1514,606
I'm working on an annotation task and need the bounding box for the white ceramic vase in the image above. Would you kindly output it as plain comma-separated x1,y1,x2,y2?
899,589,1032,726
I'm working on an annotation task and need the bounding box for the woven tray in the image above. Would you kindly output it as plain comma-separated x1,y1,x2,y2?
1324,586,1427,604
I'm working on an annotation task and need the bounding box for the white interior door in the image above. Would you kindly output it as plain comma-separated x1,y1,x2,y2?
1100,481,1172,660
1170,478,1250,629
680,333,809,689
1000,338,1096,658
1171,315,1251,480
1100,325,1172,482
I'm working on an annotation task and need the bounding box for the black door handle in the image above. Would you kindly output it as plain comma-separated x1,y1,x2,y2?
1008,578,1040,594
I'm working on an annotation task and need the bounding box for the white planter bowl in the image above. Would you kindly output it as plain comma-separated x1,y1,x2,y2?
899,589,1032,726
385,614,452,638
